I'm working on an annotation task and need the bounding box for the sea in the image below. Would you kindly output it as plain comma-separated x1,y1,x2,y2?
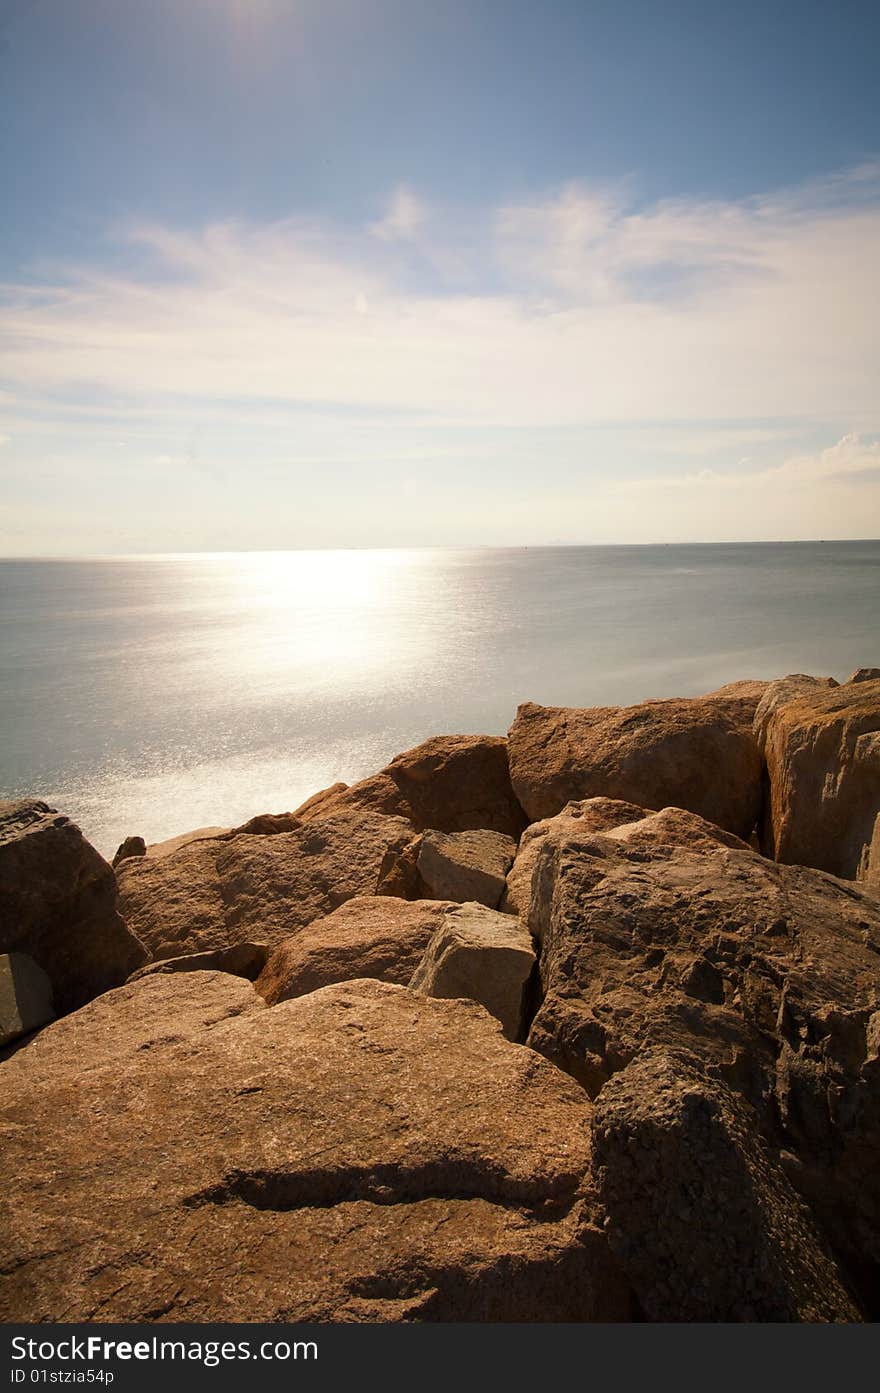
1,542,878,859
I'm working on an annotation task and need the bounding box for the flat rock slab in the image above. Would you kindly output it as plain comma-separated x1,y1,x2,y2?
116,807,415,960
409,903,536,1040
592,1051,860,1322
0,800,147,1014
417,828,517,908
0,952,54,1047
255,896,454,1004
0,975,629,1323
508,696,762,838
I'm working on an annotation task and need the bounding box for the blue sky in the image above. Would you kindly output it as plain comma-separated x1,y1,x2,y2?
2,0,880,550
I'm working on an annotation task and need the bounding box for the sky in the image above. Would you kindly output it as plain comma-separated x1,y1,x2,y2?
2,0,880,552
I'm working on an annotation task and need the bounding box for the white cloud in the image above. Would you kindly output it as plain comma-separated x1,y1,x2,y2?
368,185,427,241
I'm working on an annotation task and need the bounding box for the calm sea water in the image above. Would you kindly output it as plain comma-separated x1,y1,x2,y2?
1,543,878,857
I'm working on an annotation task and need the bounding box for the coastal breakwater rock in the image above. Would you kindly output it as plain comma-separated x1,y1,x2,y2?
507,692,763,838
759,678,880,882
520,801,880,1309
0,801,146,1015
408,902,536,1040
115,806,416,961
0,974,630,1323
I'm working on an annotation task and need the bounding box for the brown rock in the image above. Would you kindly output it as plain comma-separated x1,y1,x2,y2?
146,826,230,859
592,1051,861,1321
0,801,147,1014
117,807,415,961
863,812,880,889
255,896,453,1003
128,942,269,984
231,812,301,836
523,809,880,1310
416,828,517,908
306,735,527,839
501,797,650,915
293,782,350,821
0,976,630,1323
111,835,145,867
752,674,840,751
508,697,762,838
0,952,54,1046
701,678,773,723
409,903,536,1040
847,668,880,685
761,679,880,879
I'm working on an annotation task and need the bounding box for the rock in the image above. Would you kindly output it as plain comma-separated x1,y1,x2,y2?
255,897,453,1003
117,808,416,961
752,674,840,751
0,976,630,1323
416,828,517,908
522,808,880,1310
0,952,54,1046
111,835,145,867
305,735,527,839
231,812,301,836
293,782,350,821
146,826,230,859
409,903,536,1041
760,679,880,879
592,1051,861,1321
508,697,762,838
1,970,264,1075
501,797,650,915
701,678,773,722
0,800,147,1014
863,813,880,889
128,942,269,984
847,668,880,685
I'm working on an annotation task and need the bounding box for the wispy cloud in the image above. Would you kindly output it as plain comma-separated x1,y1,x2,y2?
368,185,427,242
1,165,879,548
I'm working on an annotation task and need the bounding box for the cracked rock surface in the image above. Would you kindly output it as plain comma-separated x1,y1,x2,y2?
0,973,630,1322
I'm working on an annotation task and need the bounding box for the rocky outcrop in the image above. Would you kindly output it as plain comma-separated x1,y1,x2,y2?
116,807,415,961
0,801,147,1014
0,952,54,1047
507,697,762,838
752,674,839,751
255,897,453,1003
760,679,880,879
0,975,630,1323
501,797,650,915
409,903,536,1040
303,735,527,839
592,1051,860,1321
128,942,269,984
520,805,880,1310
847,668,880,685
416,828,517,908
111,835,145,867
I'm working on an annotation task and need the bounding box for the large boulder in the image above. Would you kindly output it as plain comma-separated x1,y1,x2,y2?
128,942,269,984
752,674,839,751
302,735,527,839
501,797,650,915
116,807,415,961
416,828,517,908
592,1051,860,1321
0,974,630,1323
255,896,453,1003
521,804,880,1310
507,697,762,838
409,903,536,1040
760,679,880,881
0,801,147,1014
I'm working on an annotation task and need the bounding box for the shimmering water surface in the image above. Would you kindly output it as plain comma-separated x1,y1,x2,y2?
2,543,878,857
